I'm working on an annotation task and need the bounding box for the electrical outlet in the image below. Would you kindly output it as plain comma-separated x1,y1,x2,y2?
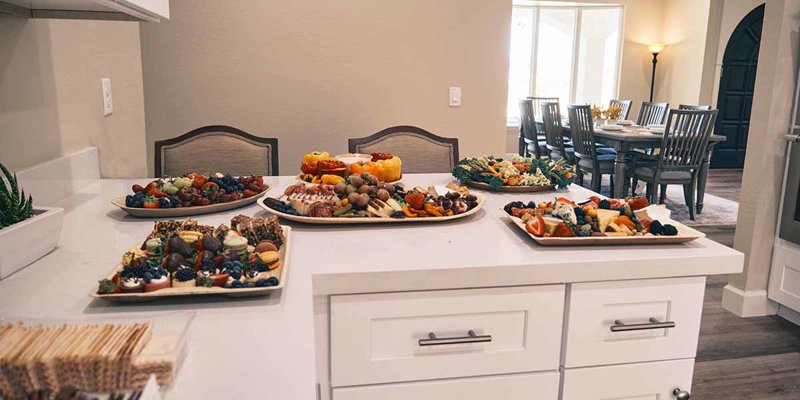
449,86,461,107
101,78,113,116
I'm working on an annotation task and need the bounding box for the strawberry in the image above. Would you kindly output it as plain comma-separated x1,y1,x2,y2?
404,192,426,210
525,214,545,237
552,222,575,237
242,189,256,198
230,192,241,201
626,196,649,211
589,196,602,204
148,186,167,198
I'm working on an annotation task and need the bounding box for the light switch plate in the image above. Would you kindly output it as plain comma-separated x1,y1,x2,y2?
101,78,113,116
449,86,461,107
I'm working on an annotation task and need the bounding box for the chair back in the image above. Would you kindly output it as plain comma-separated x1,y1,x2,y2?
567,105,598,161
609,99,633,120
519,99,542,158
540,102,568,159
527,97,559,122
678,104,712,110
656,109,718,172
348,126,459,173
154,125,279,177
636,102,669,126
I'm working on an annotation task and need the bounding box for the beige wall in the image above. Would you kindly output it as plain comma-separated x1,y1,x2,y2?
140,0,512,176
656,0,712,107
0,17,147,178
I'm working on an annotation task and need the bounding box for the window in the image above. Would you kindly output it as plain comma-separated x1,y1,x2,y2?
507,5,624,125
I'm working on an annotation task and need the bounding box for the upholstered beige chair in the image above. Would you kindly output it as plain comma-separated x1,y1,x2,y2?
154,125,279,177
348,126,459,173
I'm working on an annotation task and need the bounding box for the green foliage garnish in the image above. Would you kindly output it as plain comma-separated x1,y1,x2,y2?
452,156,575,190
97,279,116,294
0,163,34,229
197,276,214,287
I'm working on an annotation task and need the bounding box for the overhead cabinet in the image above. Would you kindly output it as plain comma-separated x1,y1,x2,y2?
0,0,169,22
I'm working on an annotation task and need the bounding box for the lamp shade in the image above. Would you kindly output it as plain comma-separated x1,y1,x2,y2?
648,43,666,54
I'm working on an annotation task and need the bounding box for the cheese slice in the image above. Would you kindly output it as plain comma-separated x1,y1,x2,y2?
596,209,621,233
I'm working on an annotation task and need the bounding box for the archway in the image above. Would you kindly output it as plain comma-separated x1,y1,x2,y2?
712,4,764,168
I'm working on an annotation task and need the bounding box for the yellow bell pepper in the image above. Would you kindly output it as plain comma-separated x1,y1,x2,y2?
303,151,330,165
321,174,345,185
375,156,402,182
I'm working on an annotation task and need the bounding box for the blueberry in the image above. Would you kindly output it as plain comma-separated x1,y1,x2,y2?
245,282,255,288
256,279,267,287
125,195,135,207
265,277,279,286
232,281,243,288
143,272,154,283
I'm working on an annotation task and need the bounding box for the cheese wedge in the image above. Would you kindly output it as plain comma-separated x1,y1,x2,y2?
543,216,563,237
596,209,621,233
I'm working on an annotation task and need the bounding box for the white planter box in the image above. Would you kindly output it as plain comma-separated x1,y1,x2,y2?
0,207,64,279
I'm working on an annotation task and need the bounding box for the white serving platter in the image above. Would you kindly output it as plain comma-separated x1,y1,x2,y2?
257,194,485,224
91,226,291,302
509,215,704,246
111,185,270,218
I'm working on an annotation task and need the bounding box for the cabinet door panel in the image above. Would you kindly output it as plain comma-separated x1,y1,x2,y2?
563,359,694,400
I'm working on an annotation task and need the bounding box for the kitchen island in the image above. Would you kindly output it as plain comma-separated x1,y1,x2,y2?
0,174,743,399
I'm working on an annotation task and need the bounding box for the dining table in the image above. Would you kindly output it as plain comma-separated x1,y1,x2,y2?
558,123,726,213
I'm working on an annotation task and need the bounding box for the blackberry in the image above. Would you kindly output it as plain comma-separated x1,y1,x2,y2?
660,224,678,236
649,220,664,235
573,207,586,220
599,199,611,209
175,267,196,282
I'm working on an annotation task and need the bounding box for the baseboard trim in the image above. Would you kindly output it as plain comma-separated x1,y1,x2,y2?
722,285,779,317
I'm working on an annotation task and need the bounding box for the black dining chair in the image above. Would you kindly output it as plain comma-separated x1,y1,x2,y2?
636,102,670,126
540,101,574,163
519,99,547,158
609,99,633,120
678,104,712,110
630,109,718,220
567,105,617,194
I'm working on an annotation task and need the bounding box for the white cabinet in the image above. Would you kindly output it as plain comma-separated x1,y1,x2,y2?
562,359,694,400
322,278,703,399
565,277,705,368
330,285,565,387
332,372,559,400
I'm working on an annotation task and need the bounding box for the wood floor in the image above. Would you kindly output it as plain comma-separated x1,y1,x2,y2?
691,169,800,399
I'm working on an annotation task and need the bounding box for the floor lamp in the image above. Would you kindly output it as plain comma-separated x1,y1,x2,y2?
648,43,665,102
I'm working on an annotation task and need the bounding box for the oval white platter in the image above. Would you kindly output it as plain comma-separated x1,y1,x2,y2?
111,185,270,218
257,194,485,224
508,215,704,246
91,225,291,303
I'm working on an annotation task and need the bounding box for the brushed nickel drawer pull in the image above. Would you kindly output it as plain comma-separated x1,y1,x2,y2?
418,330,492,346
610,317,676,332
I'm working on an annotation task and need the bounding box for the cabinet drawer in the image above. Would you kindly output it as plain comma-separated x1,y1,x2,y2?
563,359,694,400
333,372,559,400
565,277,705,367
330,285,565,387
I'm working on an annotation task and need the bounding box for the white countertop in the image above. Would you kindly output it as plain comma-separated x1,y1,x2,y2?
0,174,743,399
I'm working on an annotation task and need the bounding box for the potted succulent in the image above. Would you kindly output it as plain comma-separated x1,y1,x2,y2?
0,163,64,279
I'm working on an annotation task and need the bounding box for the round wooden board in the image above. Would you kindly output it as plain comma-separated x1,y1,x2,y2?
465,181,556,193
91,226,291,302
257,194,485,224
111,185,270,218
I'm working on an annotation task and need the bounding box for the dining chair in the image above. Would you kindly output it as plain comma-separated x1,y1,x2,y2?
154,125,279,177
540,102,575,163
519,99,547,158
635,102,670,126
348,125,459,173
630,109,718,220
678,104,712,110
567,105,617,194
609,99,633,120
